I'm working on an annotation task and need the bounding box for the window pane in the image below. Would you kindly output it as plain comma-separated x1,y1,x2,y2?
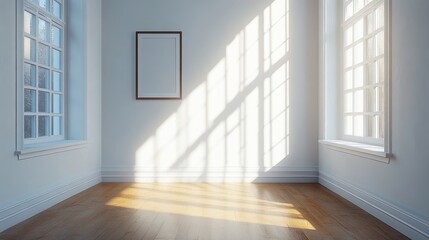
24,115,36,138
52,1,62,19
38,116,50,137
354,0,364,13
38,43,50,66
51,26,62,48
24,37,36,61
345,48,353,68
344,70,353,90
52,116,62,136
354,115,364,137
24,89,36,112
366,115,375,138
376,32,384,56
367,36,375,60
367,61,376,84
378,58,385,83
344,92,353,113
376,4,384,29
354,65,363,87
38,18,50,43
344,115,353,135
354,89,364,112
24,11,36,36
38,91,50,113
38,67,50,89
354,42,363,64
344,26,353,46
353,18,363,41
52,71,62,91
24,63,36,87
52,94,62,114
367,11,375,35
52,49,62,69
345,1,353,20
366,86,376,112
38,0,50,11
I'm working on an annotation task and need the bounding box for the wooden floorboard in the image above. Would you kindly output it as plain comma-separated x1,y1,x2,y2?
0,183,408,240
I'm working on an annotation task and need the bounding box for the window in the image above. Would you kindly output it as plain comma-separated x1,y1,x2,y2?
22,0,65,144
320,0,390,161
342,0,387,146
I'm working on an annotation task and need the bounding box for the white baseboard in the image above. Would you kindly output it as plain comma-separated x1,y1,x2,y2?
101,166,319,183
319,172,429,240
0,172,101,233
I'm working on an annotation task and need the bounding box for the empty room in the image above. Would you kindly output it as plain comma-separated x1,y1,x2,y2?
0,0,428,239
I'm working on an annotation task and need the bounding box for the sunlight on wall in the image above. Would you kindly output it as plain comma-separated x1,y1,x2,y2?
106,183,316,230
135,0,290,180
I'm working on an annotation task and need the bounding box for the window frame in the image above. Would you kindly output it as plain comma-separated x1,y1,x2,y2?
319,0,391,162
17,0,68,150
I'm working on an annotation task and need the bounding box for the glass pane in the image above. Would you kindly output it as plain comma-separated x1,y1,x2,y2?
24,37,36,61
367,11,375,34
367,36,375,60
367,61,376,84
376,4,384,29
376,86,384,112
345,48,353,68
38,43,50,66
52,1,62,19
38,91,50,113
51,26,62,48
38,116,50,137
354,42,363,64
344,115,353,135
378,114,385,138
24,11,36,36
52,71,62,91
345,1,353,20
366,115,375,138
354,115,364,137
344,26,353,46
52,116,62,136
52,94,62,114
354,89,364,112
24,89,36,112
366,86,376,112
24,63,36,87
376,32,384,56
344,70,353,90
354,18,363,41
344,92,353,113
354,0,364,13
378,59,385,83
38,0,50,11
354,66,363,87
52,49,62,69
38,18,50,43
24,115,36,138
38,67,50,89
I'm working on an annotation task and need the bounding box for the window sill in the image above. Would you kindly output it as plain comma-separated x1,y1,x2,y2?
319,139,391,163
16,140,88,160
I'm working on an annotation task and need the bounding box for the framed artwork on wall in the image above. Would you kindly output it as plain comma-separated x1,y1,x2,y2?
136,31,182,99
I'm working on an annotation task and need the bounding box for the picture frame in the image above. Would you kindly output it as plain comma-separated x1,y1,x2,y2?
136,31,182,99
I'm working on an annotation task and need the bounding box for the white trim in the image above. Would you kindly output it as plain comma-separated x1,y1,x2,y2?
319,139,390,163
0,172,101,233
15,140,87,160
101,166,319,183
319,172,429,240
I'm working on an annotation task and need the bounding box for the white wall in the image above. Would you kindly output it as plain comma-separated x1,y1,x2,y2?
0,0,102,232
319,0,429,239
101,0,319,182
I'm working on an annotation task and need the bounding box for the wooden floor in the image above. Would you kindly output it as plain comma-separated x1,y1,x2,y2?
0,183,407,240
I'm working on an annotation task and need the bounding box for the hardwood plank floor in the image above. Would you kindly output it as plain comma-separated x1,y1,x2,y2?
0,183,408,240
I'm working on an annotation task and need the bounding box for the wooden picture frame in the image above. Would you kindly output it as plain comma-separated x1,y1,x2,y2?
136,31,182,99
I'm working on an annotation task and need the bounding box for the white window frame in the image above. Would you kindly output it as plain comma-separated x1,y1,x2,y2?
16,0,86,159
319,0,391,163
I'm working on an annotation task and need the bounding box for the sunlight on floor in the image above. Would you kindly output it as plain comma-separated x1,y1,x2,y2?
106,183,316,230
